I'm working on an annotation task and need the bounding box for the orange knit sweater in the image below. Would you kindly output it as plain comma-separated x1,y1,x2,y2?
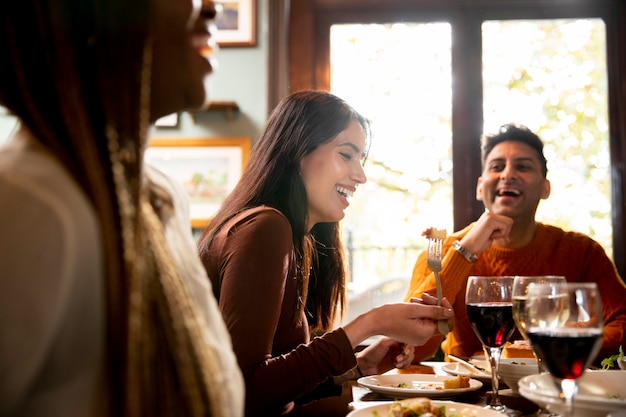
404,222,626,363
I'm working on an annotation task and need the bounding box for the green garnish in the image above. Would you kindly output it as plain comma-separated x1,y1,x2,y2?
601,345,624,370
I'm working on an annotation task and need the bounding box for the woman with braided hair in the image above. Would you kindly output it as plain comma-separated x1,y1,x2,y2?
0,0,243,416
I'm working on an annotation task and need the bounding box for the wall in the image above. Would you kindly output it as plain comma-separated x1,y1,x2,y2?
151,0,268,142
0,0,268,145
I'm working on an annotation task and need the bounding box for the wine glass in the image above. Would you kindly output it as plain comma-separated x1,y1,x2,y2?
512,276,566,417
523,282,603,417
466,276,518,416
512,276,566,357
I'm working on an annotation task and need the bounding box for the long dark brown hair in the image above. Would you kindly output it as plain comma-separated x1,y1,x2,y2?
1,1,225,416
198,90,371,331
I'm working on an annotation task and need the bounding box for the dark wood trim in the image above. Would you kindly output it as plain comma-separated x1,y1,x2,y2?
267,0,290,113
606,0,626,276
288,0,315,91
450,9,485,230
313,12,331,91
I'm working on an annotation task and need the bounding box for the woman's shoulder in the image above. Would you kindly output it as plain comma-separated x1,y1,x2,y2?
229,206,291,231
1,136,98,237
211,206,293,260
214,206,292,247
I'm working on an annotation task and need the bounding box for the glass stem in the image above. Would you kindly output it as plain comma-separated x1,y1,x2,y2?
535,355,559,416
534,349,549,374
559,378,578,417
487,347,503,408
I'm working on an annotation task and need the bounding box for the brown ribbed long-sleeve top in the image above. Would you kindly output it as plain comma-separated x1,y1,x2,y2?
201,206,356,416
404,222,626,362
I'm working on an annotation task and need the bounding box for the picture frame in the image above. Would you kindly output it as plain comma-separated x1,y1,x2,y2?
214,0,256,47
145,137,251,228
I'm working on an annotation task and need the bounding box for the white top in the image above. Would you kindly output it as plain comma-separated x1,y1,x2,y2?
0,133,105,416
0,132,244,416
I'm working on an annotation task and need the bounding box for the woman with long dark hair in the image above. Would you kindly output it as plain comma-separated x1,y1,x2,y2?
198,90,454,416
0,1,243,416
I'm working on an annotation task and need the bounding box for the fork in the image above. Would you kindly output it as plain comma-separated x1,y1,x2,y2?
426,237,450,335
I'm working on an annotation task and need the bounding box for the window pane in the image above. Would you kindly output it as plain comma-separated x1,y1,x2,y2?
483,19,612,257
330,23,453,322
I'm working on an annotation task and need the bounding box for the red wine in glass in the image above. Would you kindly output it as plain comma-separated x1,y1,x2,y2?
465,276,518,416
467,302,516,348
527,329,602,380
523,282,603,417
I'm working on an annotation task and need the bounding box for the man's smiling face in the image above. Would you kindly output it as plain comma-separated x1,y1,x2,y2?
476,140,550,221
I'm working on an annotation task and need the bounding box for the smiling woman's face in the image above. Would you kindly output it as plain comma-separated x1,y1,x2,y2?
299,120,368,230
149,0,216,120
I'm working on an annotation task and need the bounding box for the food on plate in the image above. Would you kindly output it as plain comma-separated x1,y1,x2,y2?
388,397,441,417
502,339,535,358
380,375,470,391
379,381,440,390
442,375,470,389
386,397,476,417
601,345,624,369
422,227,447,240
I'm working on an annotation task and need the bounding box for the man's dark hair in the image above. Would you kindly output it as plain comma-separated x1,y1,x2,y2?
480,123,548,177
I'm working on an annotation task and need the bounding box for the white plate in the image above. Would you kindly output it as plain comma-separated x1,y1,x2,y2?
441,361,493,384
357,374,482,399
518,370,626,417
347,399,503,417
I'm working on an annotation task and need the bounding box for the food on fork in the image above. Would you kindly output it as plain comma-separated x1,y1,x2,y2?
502,339,535,358
423,226,449,336
442,374,471,389
422,227,447,240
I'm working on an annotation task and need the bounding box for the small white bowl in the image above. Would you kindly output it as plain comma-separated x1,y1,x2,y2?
498,357,538,394
618,357,626,370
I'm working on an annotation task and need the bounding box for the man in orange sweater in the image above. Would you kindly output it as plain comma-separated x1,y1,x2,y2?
404,124,626,363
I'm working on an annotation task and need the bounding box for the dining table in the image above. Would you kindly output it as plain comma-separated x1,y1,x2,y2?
288,362,541,417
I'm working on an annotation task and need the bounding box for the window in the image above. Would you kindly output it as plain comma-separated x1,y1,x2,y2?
288,0,626,321
330,23,453,295
482,19,612,257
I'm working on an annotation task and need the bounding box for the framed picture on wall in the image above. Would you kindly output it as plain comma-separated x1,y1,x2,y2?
214,0,256,47
145,137,251,228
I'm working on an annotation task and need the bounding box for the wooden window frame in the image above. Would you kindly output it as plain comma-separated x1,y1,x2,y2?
289,0,626,277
